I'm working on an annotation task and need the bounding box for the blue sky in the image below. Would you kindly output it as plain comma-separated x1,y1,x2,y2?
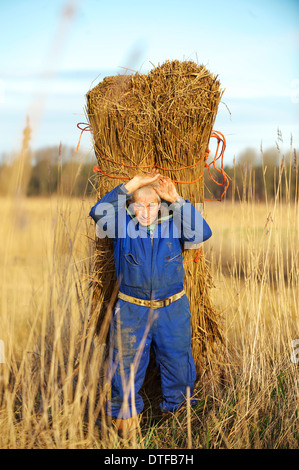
0,0,298,166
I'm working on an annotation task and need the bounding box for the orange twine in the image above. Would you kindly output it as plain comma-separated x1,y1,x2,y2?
75,123,92,152
183,247,203,264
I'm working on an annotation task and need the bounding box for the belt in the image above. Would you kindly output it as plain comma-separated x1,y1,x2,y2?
118,289,185,309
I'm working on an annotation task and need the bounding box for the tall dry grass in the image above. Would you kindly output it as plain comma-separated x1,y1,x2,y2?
201,148,299,448
0,144,298,449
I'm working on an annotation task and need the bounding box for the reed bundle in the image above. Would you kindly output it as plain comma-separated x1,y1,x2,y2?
86,60,230,403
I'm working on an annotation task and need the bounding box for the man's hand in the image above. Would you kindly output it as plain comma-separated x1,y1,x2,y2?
153,176,180,204
124,169,181,204
124,170,162,194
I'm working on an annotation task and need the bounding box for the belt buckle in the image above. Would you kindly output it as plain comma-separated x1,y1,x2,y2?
163,298,172,307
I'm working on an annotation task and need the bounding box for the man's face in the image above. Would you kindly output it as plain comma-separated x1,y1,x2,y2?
132,191,160,226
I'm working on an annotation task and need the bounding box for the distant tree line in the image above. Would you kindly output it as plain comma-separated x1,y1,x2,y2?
0,145,96,198
205,146,298,203
0,144,298,202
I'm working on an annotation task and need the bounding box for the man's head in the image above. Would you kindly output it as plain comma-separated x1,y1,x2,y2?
131,185,161,226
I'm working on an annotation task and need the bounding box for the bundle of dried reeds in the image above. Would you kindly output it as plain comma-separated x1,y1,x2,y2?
86,60,230,402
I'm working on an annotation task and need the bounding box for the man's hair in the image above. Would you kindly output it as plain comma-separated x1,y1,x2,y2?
132,184,161,203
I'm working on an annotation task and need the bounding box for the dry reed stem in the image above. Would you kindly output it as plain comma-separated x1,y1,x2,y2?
186,386,192,449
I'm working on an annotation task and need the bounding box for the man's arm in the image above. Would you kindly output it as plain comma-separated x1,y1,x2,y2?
89,172,162,238
89,183,130,238
123,172,162,194
174,199,212,245
153,176,212,245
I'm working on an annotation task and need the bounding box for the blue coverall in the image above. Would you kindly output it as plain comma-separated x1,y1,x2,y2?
89,183,212,418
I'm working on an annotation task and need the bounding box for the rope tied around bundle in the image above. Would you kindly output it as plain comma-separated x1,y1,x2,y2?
75,122,229,201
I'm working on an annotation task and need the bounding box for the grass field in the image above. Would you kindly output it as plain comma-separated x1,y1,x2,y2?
0,173,298,448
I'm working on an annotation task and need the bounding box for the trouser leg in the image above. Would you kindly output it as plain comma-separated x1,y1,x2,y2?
107,301,153,419
151,295,197,413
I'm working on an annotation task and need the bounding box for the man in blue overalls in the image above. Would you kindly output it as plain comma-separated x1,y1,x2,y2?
89,171,212,436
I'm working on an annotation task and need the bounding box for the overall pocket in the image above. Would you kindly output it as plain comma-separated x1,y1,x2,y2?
124,253,140,266
121,253,143,288
164,251,184,286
